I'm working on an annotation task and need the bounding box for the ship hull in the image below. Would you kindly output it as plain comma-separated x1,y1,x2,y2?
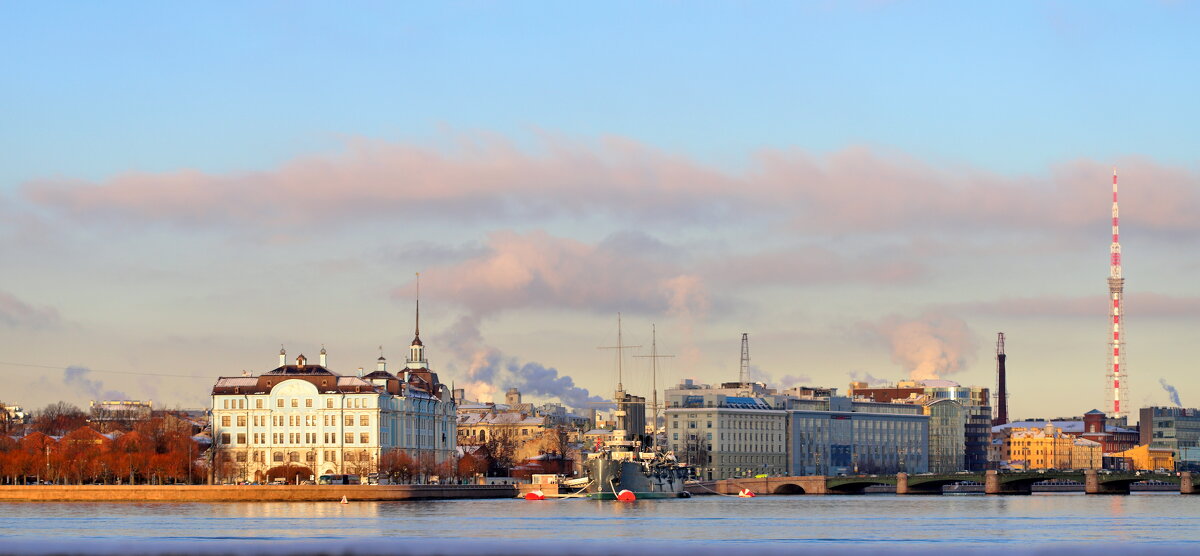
584,458,690,500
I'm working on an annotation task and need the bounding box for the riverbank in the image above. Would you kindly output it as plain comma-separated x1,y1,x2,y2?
0,484,517,502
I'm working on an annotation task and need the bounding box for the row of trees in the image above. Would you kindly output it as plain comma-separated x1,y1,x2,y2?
0,418,204,485
378,449,488,483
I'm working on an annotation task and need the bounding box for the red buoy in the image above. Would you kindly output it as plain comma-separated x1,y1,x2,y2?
616,489,636,502
737,489,755,498
524,490,546,501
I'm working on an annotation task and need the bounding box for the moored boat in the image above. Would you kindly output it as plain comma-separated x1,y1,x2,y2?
584,316,690,500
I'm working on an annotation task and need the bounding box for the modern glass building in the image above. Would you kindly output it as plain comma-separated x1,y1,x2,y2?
1139,406,1200,455
787,397,929,476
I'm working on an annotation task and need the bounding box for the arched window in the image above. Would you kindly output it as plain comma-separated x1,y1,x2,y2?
273,452,284,462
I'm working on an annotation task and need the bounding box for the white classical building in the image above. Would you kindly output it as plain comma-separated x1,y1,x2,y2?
210,314,456,483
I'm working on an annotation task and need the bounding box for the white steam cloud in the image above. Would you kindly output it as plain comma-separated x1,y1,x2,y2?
867,313,976,381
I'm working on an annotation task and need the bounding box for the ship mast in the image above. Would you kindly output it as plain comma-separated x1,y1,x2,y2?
597,313,640,443
635,324,673,450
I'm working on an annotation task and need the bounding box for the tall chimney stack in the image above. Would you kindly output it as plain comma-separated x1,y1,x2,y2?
993,332,1008,427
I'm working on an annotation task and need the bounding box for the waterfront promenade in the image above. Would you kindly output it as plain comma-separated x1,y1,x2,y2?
0,484,516,502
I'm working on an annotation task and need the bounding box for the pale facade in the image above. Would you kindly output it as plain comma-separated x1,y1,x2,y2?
1071,438,1103,470
211,328,456,483
665,402,789,480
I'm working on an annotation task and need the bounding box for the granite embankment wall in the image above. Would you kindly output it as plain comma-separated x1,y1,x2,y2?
0,484,517,502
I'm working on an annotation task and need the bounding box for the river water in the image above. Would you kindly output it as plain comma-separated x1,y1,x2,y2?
2,493,1199,554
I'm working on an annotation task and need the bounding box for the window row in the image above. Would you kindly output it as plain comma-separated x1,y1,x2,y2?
221,432,370,445
220,414,372,427
219,397,373,410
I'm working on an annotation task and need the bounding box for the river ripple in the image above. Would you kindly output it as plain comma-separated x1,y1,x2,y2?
1,493,1198,554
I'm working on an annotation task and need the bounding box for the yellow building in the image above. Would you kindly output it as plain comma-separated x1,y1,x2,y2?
1108,444,1174,471
999,423,1101,470
1070,438,1103,470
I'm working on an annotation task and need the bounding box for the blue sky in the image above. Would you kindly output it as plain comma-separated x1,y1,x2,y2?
1,2,1198,418
5,2,1197,186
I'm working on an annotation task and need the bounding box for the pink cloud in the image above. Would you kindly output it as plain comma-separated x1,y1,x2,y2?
396,229,710,317
755,148,1200,235
20,132,1200,236
22,133,739,228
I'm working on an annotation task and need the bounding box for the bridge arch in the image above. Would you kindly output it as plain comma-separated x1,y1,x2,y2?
772,483,806,495
827,479,891,494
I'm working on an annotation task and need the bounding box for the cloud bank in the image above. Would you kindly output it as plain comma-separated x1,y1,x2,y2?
19,133,1200,237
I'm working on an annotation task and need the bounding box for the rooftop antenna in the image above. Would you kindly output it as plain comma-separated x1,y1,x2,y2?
635,324,674,449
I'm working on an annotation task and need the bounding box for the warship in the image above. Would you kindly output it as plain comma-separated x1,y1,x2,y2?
583,317,690,500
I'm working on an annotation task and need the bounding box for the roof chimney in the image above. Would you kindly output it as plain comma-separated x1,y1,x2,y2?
279,345,286,367
357,366,365,378
319,345,327,367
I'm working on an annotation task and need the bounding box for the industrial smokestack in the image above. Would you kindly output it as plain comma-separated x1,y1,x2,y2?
993,332,1008,427
740,333,750,385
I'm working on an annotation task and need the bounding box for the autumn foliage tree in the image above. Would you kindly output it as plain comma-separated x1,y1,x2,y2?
0,435,18,484
0,410,203,485
456,453,486,482
379,449,415,483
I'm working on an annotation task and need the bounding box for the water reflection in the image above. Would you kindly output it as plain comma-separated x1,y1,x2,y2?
2,494,1198,547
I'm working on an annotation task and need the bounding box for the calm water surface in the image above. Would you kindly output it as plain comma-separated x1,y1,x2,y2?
2,493,1198,554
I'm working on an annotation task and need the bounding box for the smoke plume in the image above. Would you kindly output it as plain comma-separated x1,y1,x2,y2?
445,316,610,411
0,291,60,329
64,366,130,401
1159,378,1182,407
867,313,976,381
849,370,889,386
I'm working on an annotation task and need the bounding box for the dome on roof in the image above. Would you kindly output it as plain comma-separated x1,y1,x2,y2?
411,335,423,346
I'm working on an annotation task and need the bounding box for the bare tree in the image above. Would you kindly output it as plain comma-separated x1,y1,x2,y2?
33,402,88,436
483,429,519,475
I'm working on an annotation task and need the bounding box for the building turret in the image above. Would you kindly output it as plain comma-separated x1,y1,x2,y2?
407,273,428,370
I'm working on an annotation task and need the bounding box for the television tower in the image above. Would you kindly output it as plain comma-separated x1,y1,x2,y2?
1108,169,1127,420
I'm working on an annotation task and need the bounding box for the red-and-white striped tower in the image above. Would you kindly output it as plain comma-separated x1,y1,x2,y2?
1108,168,1127,420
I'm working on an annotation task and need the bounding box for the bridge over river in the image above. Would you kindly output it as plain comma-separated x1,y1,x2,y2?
692,470,1199,496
